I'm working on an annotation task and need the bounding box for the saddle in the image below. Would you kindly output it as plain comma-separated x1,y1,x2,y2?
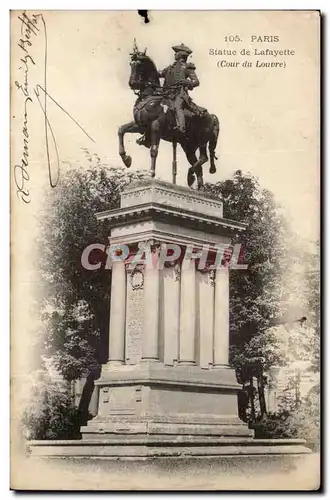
134,92,207,147
135,89,207,117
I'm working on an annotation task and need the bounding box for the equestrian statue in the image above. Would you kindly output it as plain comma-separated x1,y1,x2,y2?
118,41,220,190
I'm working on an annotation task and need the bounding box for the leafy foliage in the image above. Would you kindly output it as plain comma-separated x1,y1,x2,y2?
37,152,150,380
22,376,81,440
251,385,320,451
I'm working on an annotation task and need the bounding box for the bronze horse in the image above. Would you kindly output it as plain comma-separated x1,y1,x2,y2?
118,48,219,189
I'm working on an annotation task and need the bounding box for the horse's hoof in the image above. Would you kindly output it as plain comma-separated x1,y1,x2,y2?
209,164,216,174
123,155,132,168
187,171,195,187
150,170,155,178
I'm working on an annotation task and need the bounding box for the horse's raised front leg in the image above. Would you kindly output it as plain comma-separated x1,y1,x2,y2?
192,145,208,190
150,118,161,178
118,121,140,168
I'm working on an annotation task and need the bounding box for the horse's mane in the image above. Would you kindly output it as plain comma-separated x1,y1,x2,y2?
141,55,158,73
132,53,159,86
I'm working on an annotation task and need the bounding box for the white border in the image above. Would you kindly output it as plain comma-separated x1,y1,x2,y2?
3,1,326,498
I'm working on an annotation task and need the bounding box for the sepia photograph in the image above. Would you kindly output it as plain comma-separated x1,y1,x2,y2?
10,9,320,490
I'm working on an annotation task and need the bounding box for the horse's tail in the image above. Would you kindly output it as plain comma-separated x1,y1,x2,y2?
208,114,219,174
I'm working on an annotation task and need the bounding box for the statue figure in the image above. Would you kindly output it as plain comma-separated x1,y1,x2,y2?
158,43,206,134
117,41,220,190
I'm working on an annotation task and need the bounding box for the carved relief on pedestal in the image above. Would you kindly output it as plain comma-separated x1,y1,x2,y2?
196,266,216,287
138,238,161,253
131,238,161,271
126,264,144,291
165,260,181,282
125,263,144,364
208,269,216,287
173,263,181,282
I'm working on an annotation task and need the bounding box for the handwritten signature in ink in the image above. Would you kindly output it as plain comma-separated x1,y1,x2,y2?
14,11,95,204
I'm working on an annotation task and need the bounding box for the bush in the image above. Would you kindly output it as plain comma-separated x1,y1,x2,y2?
22,379,81,440
250,385,320,451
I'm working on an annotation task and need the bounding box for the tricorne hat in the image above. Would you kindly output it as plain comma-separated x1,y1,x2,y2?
172,43,193,56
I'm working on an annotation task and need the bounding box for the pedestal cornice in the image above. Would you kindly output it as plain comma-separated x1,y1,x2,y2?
96,202,247,237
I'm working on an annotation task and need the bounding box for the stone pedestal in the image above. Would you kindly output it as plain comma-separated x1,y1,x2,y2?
28,179,311,458
79,179,253,446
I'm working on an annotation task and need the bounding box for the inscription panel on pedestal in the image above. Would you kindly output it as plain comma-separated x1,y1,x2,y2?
125,271,144,364
98,386,142,416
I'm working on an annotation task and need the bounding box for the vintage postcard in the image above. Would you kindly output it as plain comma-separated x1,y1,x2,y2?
10,10,320,490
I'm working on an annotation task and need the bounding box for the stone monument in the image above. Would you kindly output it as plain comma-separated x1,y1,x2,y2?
29,179,311,457
81,179,252,450
27,40,311,461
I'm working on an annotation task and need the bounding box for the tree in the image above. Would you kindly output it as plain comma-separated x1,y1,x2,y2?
305,240,320,373
22,373,81,440
36,151,150,381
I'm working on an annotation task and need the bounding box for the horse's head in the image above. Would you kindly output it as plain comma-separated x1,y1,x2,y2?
129,42,159,91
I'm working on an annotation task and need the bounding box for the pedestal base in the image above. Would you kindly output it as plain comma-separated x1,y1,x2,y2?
27,356,312,459
80,363,253,441
28,438,311,458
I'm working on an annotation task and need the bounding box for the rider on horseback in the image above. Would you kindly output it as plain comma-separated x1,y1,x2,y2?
136,43,206,146
159,43,206,134
120,41,219,187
